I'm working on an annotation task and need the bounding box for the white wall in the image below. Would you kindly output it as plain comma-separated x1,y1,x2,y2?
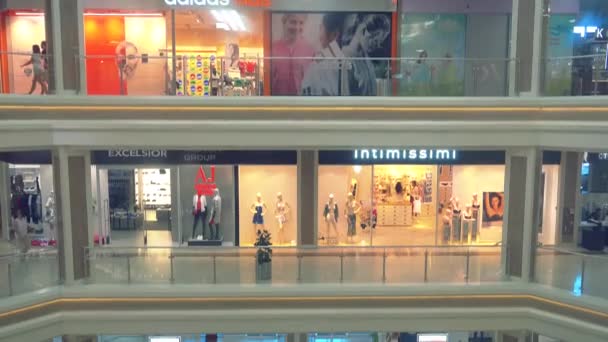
538,165,559,245
238,165,298,246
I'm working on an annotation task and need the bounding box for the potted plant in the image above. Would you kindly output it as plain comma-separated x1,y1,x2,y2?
254,229,272,282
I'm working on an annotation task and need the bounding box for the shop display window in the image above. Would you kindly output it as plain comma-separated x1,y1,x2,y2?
84,12,168,95
317,151,508,247
7,163,56,247
169,9,265,97
1,10,47,94
91,150,297,247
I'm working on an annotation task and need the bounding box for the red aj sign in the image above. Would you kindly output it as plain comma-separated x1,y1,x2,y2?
194,166,217,196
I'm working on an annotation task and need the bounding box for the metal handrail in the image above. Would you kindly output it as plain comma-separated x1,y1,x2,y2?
536,246,608,260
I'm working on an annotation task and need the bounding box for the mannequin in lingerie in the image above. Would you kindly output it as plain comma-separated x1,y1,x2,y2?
442,207,452,243
274,192,290,245
450,197,462,242
323,194,339,244
250,192,267,235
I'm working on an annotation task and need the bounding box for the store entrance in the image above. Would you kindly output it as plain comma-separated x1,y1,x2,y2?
94,167,174,247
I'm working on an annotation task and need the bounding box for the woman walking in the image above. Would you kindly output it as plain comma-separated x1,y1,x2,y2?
21,44,48,95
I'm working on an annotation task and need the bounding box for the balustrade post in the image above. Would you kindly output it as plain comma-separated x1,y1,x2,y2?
169,254,175,283
126,256,131,284
424,249,429,282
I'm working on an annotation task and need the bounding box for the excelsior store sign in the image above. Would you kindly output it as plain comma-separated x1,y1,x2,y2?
91,150,297,165
164,0,271,8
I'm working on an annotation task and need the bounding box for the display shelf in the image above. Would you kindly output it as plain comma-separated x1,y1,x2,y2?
377,204,413,226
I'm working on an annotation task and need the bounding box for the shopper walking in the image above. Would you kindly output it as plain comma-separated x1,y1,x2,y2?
21,44,48,95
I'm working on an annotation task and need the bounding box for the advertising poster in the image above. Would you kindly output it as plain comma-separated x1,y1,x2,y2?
483,191,504,226
271,12,392,96
399,14,466,96
544,15,576,96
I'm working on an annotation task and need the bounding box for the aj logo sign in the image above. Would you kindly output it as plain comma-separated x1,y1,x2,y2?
194,166,217,196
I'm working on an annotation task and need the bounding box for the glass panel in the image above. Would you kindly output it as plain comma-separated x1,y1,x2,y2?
581,256,608,299
535,248,582,293
467,247,502,283
300,255,341,284
172,256,215,284
384,248,426,284
341,252,383,283
427,247,467,283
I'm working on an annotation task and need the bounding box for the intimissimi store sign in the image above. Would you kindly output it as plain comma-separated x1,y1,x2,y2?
91,149,297,165
319,149,507,165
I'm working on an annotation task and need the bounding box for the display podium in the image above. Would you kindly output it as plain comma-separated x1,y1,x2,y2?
188,239,222,247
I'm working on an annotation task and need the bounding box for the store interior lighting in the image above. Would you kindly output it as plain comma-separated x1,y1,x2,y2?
16,11,164,17
210,9,246,31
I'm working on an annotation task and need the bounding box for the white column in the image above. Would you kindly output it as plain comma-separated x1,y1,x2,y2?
75,0,87,94
49,0,65,94
508,0,520,96
0,162,10,241
54,148,75,284
503,147,542,281
521,148,542,281
530,0,545,96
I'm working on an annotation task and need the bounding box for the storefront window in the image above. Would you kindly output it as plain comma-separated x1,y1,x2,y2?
543,0,608,95
84,11,169,95
1,8,47,95
0,151,55,249
398,1,511,97
91,150,297,247
318,150,507,246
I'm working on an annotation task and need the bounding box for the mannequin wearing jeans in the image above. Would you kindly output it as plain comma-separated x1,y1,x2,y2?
192,191,207,239
208,188,222,240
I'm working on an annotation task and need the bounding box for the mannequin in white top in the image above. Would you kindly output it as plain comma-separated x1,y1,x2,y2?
323,194,339,242
192,190,207,239
45,191,56,241
274,192,290,244
208,188,222,241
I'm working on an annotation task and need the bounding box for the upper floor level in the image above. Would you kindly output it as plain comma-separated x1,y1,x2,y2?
0,0,607,98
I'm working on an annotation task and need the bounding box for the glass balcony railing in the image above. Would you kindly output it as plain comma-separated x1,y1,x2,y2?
0,53,514,97
543,54,608,96
85,245,504,285
79,55,512,97
534,246,608,300
0,249,60,298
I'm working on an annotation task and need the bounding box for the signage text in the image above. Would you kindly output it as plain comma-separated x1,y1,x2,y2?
354,149,457,161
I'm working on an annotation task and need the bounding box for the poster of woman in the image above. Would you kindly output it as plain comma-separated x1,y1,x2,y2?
483,192,504,226
271,12,392,96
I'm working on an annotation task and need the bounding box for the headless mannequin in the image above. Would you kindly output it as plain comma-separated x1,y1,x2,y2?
323,194,339,243
344,192,361,243
442,207,452,243
250,192,267,236
192,190,207,239
472,194,480,208
208,188,222,241
464,205,472,219
275,192,290,245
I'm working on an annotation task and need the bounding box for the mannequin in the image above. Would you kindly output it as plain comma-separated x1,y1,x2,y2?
250,192,267,234
192,190,207,240
471,194,481,242
323,194,339,244
208,188,222,241
462,205,474,244
450,197,462,242
411,180,422,217
442,207,452,243
274,192,290,244
344,192,361,242
45,191,56,241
